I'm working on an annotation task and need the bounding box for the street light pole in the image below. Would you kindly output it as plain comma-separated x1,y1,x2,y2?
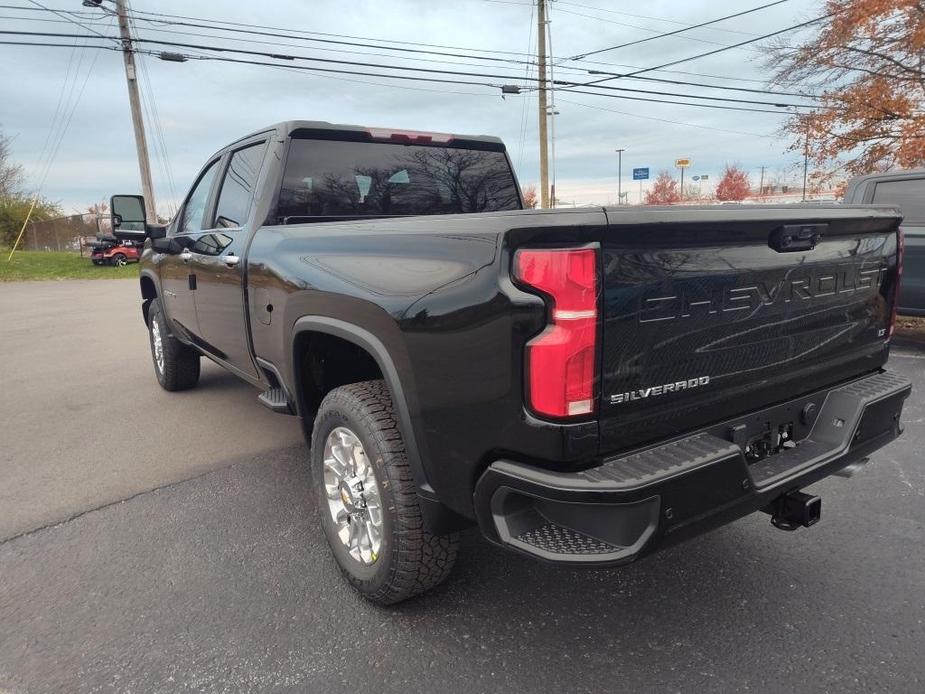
615,148,624,205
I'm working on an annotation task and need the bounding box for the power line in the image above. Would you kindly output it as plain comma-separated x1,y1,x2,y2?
555,1,757,37
0,12,553,75
129,32,819,107
124,6,536,63
3,11,821,99
27,14,115,209
25,0,109,38
576,13,831,87
0,30,822,109
558,98,776,139
554,6,762,52
6,4,792,88
515,1,536,171
0,36,813,114
570,0,790,60
582,71,818,99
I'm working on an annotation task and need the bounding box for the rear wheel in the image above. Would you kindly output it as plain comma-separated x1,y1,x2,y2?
312,380,458,604
147,298,200,391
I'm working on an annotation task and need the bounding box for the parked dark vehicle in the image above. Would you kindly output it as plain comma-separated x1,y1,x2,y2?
844,169,925,316
88,235,141,266
111,121,911,604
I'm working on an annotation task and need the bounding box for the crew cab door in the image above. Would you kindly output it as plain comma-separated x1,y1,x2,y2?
186,139,269,380
160,157,221,340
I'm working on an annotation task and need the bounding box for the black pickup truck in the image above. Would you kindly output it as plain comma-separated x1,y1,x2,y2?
111,121,911,604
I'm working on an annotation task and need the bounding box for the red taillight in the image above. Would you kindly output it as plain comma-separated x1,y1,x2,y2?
366,128,454,144
514,247,599,418
888,227,905,339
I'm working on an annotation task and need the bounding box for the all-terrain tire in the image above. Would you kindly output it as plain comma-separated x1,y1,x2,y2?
311,380,459,604
147,298,200,391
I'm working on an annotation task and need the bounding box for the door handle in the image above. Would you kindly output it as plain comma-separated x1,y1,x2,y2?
180,249,192,263
223,254,240,268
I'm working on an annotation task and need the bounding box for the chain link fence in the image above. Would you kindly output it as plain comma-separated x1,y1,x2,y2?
19,213,114,255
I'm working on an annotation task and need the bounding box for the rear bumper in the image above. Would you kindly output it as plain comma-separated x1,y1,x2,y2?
473,369,911,566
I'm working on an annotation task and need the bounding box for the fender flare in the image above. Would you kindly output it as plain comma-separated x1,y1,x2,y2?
290,316,437,502
139,270,160,326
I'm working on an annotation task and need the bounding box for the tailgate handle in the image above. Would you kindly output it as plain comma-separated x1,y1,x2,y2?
769,223,826,252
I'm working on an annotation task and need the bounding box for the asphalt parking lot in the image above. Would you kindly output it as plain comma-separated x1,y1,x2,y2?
1,279,923,693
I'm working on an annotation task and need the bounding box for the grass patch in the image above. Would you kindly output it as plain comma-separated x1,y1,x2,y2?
0,250,140,282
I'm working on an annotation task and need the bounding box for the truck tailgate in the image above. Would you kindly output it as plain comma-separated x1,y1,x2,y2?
598,206,902,454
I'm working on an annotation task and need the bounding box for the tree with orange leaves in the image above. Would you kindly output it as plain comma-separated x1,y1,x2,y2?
769,0,925,178
715,164,751,201
644,171,681,205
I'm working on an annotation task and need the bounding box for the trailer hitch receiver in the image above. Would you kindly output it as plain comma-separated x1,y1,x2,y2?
765,490,821,531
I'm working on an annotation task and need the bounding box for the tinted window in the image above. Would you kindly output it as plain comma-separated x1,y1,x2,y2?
214,142,268,228
277,139,520,221
872,178,925,225
179,159,219,233
191,233,233,256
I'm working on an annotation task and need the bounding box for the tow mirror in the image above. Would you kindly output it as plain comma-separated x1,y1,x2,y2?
150,235,180,254
110,194,148,242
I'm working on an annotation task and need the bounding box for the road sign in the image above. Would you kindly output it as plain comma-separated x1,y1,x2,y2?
675,158,691,168
692,175,700,181
632,167,649,180
699,174,709,181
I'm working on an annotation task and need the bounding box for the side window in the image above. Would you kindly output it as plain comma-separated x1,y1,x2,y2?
872,179,925,225
214,141,268,229
190,233,233,256
179,159,220,233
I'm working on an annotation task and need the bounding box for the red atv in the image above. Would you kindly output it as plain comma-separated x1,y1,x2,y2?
89,235,141,266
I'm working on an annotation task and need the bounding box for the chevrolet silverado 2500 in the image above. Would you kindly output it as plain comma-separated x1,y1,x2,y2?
110,121,911,604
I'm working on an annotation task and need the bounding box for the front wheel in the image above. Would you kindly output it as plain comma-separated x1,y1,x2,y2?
147,298,200,391
111,253,127,267
311,380,459,604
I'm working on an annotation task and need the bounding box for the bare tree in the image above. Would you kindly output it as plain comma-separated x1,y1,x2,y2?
0,128,24,198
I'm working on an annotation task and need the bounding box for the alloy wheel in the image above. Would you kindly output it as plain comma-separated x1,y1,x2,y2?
322,426,384,565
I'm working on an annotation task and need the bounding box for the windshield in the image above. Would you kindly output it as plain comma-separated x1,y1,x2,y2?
277,138,521,221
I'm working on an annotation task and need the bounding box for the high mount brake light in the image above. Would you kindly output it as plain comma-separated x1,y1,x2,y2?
365,128,454,144
514,247,599,418
889,227,904,339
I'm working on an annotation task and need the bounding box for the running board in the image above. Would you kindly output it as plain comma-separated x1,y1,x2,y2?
258,387,294,415
255,358,295,415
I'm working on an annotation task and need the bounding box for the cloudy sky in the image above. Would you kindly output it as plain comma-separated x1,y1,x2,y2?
0,0,822,215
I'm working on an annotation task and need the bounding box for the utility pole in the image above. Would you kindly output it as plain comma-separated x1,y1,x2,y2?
115,0,156,223
546,15,557,209
615,148,624,205
537,0,550,209
802,134,810,202
758,165,766,199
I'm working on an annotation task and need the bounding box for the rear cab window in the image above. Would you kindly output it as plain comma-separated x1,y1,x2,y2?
871,178,925,226
277,133,521,222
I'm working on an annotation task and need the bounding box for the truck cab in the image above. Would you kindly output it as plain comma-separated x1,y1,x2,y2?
844,169,925,316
